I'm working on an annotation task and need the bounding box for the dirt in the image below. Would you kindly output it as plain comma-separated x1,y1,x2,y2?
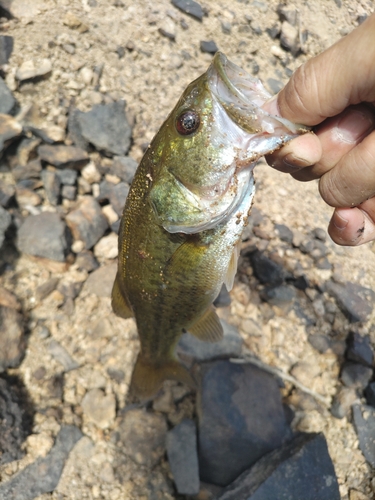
0,0,375,499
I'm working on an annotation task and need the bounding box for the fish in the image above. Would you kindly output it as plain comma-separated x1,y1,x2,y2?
112,52,307,399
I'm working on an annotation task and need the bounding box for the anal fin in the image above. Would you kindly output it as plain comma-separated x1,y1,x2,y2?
188,306,223,343
111,272,133,319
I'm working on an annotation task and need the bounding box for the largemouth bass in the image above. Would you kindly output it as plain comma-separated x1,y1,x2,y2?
112,52,306,399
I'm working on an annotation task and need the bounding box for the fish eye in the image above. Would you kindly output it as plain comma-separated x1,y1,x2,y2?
176,110,200,136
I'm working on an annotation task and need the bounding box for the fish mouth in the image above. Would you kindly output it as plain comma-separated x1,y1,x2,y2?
208,52,305,136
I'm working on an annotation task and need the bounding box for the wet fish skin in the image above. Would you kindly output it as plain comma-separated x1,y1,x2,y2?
112,52,307,399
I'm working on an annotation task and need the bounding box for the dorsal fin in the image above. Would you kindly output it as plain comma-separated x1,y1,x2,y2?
188,306,223,342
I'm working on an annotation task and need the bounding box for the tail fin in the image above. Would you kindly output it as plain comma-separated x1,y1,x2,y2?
129,354,196,400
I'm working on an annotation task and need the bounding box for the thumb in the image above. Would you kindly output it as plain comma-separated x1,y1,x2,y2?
275,13,375,127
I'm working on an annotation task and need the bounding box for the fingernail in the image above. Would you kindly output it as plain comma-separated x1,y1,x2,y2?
331,211,349,231
335,109,374,143
283,153,312,169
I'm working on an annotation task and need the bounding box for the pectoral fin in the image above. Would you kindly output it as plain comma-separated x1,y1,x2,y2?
188,306,223,342
224,241,241,292
111,272,133,319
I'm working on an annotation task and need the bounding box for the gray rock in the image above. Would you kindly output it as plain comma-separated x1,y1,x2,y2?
200,40,218,54
35,277,59,302
365,382,375,407
47,339,80,372
326,281,375,322
0,205,11,247
65,196,108,249
312,227,327,241
68,107,89,150
0,76,16,115
109,182,129,216
83,262,117,297
198,360,292,486
260,284,296,306
75,101,132,156
249,250,286,285
55,168,78,185
0,425,83,500
0,377,31,465
0,113,22,152
217,433,340,500
308,333,331,354
352,404,375,467
61,185,77,201
267,78,283,95
213,283,231,307
266,23,281,39
17,212,68,261
0,306,25,372
75,249,99,272
166,419,199,495
0,35,13,65
277,4,298,25
111,156,138,183
0,181,15,207
81,388,116,429
12,159,42,181
177,320,242,362
330,387,358,419
280,21,300,55
340,362,372,390
114,408,167,468
274,223,293,244
38,144,89,169
41,170,61,205
97,179,115,203
346,331,374,367
171,0,204,21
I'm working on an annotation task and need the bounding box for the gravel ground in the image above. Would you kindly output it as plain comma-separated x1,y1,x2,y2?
0,0,375,499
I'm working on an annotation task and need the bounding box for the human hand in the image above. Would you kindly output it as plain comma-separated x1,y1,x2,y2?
265,13,375,246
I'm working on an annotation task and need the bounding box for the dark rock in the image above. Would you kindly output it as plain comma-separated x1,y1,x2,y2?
111,156,138,184
0,181,15,207
293,274,309,290
274,223,293,244
158,27,176,41
260,284,296,306
217,433,340,500
0,113,22,152
249,250,286,285
0,76,16,115
111,219,121,234
35,277,59,302
41,170,61,205
0,35,13,65
346,331,374,367
75,249,99,272
75,101,132,157
67,108,89,150
167,419,199,495
365,382,375,407
352,404,375,467
312,227,327,241
55,168,78,185
200,40,219,54
114,408,167,468
213,284,231,307
315,257,332,270
47,339,80,372
61,185,77,201
83,262,117,297
12,159,42,181
330,387,358,419
340,362,372,390
198,360,292,486
326,281,375,322
107,368,125,383
0,425,83,500
171,0,204,21
109,182,129,216
0,205,11,247
38,144,89,169
0,376,31,465
357,14,368,25
65,196,108,249
177,320,242,362
17,212,68,261
0,306,25,372
277,4,298,25
266,76,284,94
97,179,115,202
